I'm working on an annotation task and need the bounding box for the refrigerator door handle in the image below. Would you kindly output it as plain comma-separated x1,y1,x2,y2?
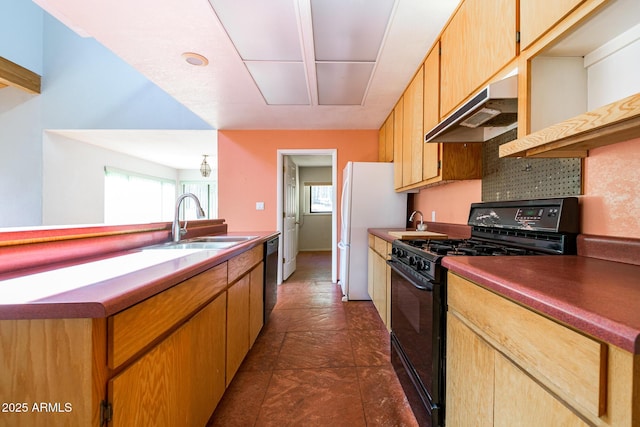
338,241,349,249
340,169,350,233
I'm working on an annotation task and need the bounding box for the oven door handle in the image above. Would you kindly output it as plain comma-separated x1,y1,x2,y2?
387,259,434,292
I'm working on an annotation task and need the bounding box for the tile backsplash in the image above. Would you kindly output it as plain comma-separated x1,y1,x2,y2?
482,128,582,201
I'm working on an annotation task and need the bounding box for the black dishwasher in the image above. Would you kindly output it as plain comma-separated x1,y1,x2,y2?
263,236,279,323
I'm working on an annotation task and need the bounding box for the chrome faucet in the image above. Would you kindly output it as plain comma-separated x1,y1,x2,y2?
409,210,427,231
172,193,206,242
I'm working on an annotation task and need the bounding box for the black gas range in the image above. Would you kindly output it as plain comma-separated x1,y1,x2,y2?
389,197,579,427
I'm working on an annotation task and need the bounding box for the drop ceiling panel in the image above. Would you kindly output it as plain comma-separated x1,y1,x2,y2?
245,61,310,105
208,0,303,61
311,0,395,61
316,62,375,105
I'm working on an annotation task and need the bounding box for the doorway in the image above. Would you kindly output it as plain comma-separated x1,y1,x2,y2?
276,149,337,285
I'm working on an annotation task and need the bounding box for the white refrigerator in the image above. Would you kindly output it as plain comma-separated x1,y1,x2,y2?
338,162,407,300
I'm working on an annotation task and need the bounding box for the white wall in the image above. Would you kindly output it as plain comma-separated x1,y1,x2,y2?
586,26,640,110
0,87,43,226
0,1,44,226
42,132,178,225
298,166,332,251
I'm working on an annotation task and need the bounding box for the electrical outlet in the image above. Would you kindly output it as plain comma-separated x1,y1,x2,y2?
256,202,265,211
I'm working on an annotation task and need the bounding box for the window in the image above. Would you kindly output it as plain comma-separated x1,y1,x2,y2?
180,181,217,219
309,184,333,213
104,167,176,224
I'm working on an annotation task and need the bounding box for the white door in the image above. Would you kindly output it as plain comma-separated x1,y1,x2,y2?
282,156,298,280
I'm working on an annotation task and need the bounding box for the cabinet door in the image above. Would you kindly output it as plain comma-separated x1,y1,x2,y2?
402,66,424,187
108,295,226,426
393,98,404,190
440,0,517,117
379,113,395,163
446,313,494,427
226,275,250,385
368,247,375,300
372,250,387,326
378,122,387,162
520,0,584,49
249,262,264,347
384,112,394,162
384,242,392,332
494,353,589,427
423,43,440,181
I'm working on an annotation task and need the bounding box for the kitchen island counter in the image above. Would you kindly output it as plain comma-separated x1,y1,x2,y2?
0,230,279,320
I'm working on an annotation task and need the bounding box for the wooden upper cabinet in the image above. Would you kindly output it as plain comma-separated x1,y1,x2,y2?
378,112,395,163
423,43,440,181
520,0,584,50
402,65,424,187
378,122,386,162
440,0,517,118
393,97,404,190
384,113,394,162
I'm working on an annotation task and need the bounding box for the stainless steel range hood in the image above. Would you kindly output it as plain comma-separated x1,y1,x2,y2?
425,74,517,143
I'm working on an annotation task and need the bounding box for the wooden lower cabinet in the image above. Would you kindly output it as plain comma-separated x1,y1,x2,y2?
226,275,250,384
109,294,226,426
0,245,267,426
446,313,494,427
226,261,264,385
446,272,640,427
367,234,391,330
494,353,587,427
0,317,107,426
249,263,264,347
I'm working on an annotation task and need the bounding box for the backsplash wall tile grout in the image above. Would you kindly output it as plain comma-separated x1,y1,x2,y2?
482,128,582,201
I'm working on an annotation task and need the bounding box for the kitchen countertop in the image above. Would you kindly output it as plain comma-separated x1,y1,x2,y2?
443,255,640,354
0,231,279,320
369,223,472,242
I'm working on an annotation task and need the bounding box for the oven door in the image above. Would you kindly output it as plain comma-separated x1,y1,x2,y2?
388,259,444,427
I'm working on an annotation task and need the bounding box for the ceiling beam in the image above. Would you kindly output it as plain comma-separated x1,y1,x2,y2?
0,56,41,94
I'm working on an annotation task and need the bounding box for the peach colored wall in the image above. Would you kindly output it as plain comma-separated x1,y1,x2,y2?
217,130,378,231
412,138,640,239
412,180,482,225
582,138,640,238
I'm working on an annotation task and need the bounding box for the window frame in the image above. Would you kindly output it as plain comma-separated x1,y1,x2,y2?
103,166,176,224
308,183,333,214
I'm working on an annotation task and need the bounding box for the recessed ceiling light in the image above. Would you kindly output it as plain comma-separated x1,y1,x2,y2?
182,52,209,66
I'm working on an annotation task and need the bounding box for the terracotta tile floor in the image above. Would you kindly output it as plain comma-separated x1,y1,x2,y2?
208,251,418,427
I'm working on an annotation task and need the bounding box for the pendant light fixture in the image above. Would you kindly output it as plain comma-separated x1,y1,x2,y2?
200,155,211,177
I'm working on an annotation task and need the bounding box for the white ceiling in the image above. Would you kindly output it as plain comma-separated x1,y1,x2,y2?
34,0,460,167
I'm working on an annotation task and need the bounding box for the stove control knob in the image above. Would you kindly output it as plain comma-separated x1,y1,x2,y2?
416,260,426,271
408,256,417,266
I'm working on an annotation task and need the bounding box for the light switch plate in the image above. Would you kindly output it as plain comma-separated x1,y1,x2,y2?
256,202,265,211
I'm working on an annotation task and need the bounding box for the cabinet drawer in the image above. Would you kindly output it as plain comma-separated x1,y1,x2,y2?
447,273,607,418
228,245,263,284
373,236,389,259
108,263,227,369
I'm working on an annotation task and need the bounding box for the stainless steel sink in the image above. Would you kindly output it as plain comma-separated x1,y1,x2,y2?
145,235,257,251
189,235,257,243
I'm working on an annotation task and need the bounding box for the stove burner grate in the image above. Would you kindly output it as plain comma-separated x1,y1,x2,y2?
400,238,540,257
